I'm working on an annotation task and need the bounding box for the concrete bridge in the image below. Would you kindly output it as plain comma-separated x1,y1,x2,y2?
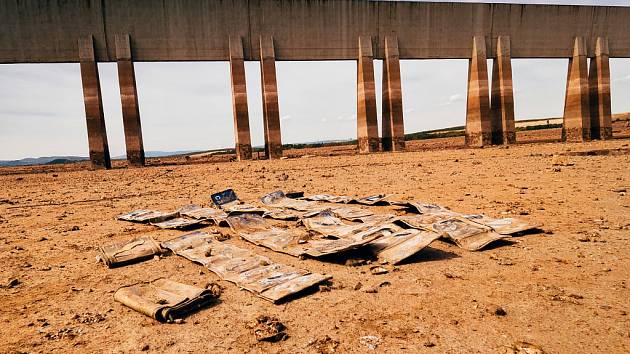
2,0,628,168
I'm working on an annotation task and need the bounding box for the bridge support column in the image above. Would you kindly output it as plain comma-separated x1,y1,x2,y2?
115,34,145,167
229,36,252,160
260,35,282,159
465,36,492,147
357,36,379,153
490,36,516,145
382,35,405,152
78,35,111,169
563,37,591,142
589,37,613,140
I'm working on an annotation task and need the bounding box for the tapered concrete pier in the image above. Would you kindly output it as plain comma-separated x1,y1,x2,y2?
381,35,405,152
260,35,283,159
563,37,591,142
78,35,111,169
589,37,613,140
465,36,492,147
229,36,253,160
490,36,516,145
115,34,145,167
356,36,379,154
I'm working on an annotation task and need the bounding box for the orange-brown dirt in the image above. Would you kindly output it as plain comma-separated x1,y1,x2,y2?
1,126,629,353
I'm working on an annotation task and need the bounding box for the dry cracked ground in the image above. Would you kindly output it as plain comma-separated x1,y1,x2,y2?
1,129,629,353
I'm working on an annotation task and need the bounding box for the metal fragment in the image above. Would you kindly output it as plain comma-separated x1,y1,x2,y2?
98,236,163,268
117,210,178,223
162,232,330,303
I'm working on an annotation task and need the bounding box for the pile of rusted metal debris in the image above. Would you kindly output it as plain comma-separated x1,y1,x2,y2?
99,189,541,323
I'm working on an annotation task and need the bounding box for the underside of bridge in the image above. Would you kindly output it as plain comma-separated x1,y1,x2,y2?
1,0,626,169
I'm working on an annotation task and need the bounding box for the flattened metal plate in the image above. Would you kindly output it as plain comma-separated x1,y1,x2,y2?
431,217,508,251
161,232,329,303
261,190,321,212
368,229,441,265
151,217,204,230
463,214,541,235
117,209,179,223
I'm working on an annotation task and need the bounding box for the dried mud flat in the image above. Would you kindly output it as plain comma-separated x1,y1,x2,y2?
1,131,629,353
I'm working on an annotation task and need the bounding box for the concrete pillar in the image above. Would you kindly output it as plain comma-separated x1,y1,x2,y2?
382,35,405,152
465,36,492,147
357,36,379,153
229,36,252,160
563,37,591,142
589,37,613,140
259,35,282,159
490,36,516,145
78,35,111,169
115,34,145,167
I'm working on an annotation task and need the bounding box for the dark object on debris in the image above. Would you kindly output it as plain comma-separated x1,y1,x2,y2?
98,236,163,268
211,189,267,215
114,278,220,323
117,210,178,223
211,189,238,206
251,315,287,342
161,232,330,303
492,305,507,316
285,191,304,199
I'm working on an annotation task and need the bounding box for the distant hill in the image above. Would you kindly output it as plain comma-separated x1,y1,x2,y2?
0,150,200,167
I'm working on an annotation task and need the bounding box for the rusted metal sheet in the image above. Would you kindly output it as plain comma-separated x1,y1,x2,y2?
404,202,457,216
350,194,393,205
432,217,508,251
464,214,541,235
303,194,353,203
98,236,163,268
179,204,229,226
303,193,393,205
261,190,321,212
329,206,374,221
263,209,302,221
228,212,395,258
368,228,442,264
226,214,308,257
151,217,205,230
162,231,330,303
211,189,267,215
114,278,220,322
117,210,178,223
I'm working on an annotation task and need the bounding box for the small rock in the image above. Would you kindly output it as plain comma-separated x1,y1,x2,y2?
359,335,381,350
5,278,20,288
611,187,627,193
423,341,436,347
369,266,388,275
308,335,340,354
489,305,507,316
250,315,287,342
140,344,150,351
364,287,378,294
345,258,366,267
353,282,363,291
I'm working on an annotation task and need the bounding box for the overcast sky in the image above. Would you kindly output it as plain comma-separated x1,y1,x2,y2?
1,0,630,160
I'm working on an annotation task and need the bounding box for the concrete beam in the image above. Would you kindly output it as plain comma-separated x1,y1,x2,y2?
229,36,252,161
78,35,111,169
260,35,282,159
115,34,145,167
490,36,516,145
381,35,405,152
465,36,492,147
589,37,613,140
563,37,591,142
5,2,630,62
357,36,379,154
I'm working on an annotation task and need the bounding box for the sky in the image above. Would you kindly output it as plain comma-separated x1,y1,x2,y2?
1,0,630,160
